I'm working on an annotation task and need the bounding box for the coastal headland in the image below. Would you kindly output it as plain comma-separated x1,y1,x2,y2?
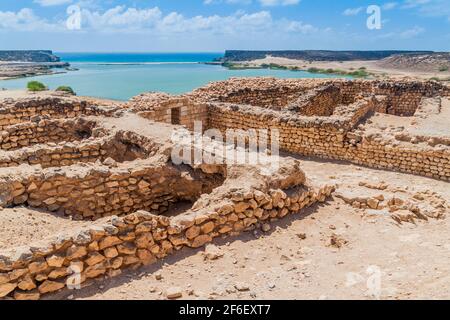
0,51,71,80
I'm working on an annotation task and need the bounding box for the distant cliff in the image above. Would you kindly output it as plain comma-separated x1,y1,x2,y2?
223,50,435,62
0,50,61,62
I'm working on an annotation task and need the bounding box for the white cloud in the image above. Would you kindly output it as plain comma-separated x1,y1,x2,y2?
285,21,316,34
156,10,273,34
401,0,450,22
259,0,300,6
81,6,162,31
227,0,253,3
382,2,398,10
204,0,252,4
402,0,431,9
204,0,299,5
377,25,425,39
34,0,72,6
0,8,59,31
77,6,313,35
343,7,364,16
0,5,317,38
399,25,425,38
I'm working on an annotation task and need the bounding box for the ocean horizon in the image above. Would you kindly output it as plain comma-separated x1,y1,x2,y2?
0,52,347,101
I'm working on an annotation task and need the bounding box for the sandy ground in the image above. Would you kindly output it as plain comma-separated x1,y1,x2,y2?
357,98,450,146
0,89,124,106
241,56,450,81
0,207,92,250
43,157,450,300
0,61,70,80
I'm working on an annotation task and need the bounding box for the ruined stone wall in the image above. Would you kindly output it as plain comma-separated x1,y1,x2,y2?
0,118,97,151
214,88,304,110
208,100,450,181
0,183,333,300
0,98,115,130
337,80,450,116
290,84,343,116
346,138,450,181
189,77,318,110
0,139,108,169
0,159,222,220
132,97,208,131
208,100,371,158
0,130,157,169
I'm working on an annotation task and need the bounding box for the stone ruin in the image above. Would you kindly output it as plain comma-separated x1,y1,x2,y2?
131,78,450,180
0,77,449,300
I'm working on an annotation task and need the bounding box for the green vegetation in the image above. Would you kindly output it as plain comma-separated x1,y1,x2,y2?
306,67,370,78
221,61,370,77
306,67,321,73
261,63,289,70
222,62,293,70
221,62,260,70
347,69,370,77
27,81,47,92
56,86,76,95
439,66,449,72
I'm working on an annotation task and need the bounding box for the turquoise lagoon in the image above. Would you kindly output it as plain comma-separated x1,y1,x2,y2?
0,53,348,101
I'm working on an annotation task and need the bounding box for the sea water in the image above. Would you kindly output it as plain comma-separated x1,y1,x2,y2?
0,52,348,101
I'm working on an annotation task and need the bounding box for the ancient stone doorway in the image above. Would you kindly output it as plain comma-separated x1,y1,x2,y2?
171,107,181,125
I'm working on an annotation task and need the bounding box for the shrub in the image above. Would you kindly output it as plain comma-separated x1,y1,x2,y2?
27,81,47,92
56,86,76,95
348,69,369,78
307,67,320,73
439,66,449,72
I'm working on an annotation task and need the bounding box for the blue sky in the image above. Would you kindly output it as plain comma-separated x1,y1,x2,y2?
0,0,448,52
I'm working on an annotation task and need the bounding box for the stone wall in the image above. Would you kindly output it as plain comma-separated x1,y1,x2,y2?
130,95,208,131
189,77,314,110
0,157,223,220
337,80,450,116
346,139,450,180
0,97,116,130
208,98,372,156
0,181,333,300
207,97,450,181
213,87,304,110
289,84,343,116
0,118,97,151
0,130,158,169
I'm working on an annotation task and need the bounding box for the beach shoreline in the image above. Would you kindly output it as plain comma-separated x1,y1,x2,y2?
0,61,71,80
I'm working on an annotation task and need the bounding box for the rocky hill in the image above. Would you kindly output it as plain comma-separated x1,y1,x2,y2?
0,50,61,62
376,53,450,73
223,50,434,62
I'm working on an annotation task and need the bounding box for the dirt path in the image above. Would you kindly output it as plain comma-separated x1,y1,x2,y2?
46,158,450,300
